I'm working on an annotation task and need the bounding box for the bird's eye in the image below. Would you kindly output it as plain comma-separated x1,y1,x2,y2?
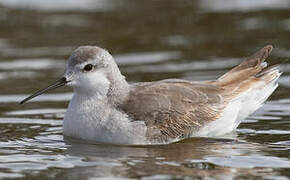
83,64,93,72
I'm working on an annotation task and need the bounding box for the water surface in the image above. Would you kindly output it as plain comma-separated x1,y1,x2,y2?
0,1,290,179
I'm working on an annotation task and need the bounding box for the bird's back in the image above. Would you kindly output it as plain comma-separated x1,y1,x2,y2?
120,45,281,143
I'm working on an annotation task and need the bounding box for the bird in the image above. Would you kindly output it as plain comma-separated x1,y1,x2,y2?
20,45,281,144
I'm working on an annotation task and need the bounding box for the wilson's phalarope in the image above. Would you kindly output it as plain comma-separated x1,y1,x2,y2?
20,45,281,144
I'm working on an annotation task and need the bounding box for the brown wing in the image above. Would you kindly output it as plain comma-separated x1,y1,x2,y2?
120,80,226,143
120,45,277,143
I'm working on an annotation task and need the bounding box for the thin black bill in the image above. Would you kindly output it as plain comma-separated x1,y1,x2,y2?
20,77,68,104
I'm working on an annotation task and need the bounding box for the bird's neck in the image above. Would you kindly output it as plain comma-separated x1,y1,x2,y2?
107,74,130,106
73,72,130,106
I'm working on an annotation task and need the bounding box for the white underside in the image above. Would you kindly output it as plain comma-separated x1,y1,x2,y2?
195,79,279,138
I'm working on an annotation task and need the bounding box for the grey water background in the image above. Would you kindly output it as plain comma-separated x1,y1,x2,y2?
0,0,290,179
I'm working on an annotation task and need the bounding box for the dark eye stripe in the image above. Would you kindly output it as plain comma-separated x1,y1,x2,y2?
83,64,93,72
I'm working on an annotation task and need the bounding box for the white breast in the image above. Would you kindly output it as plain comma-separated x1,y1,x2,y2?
63,93,147,144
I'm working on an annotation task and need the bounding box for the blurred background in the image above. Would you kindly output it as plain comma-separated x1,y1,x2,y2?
0,0,290,179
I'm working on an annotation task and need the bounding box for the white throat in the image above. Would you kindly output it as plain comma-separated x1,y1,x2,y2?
73,70,110,100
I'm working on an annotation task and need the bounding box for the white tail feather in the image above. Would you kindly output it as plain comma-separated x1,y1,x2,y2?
195,70,281,137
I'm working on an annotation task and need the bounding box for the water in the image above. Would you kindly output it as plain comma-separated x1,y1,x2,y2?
0,0,290,179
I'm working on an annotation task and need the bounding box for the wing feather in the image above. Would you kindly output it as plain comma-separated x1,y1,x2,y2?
120,80,226,142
